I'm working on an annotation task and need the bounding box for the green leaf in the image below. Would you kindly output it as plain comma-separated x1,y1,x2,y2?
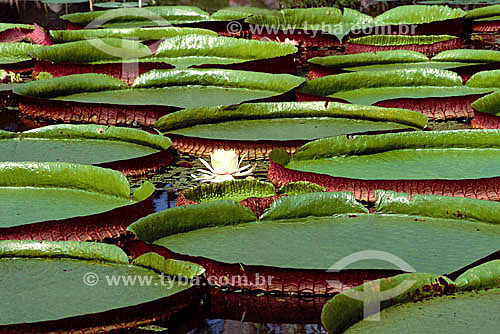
50,27,217,43
180,180,276,203
343,61,485,72
153,34,297,68
152,213,500,273
285,130,500,180
471,90,500,116
0,240,128,263
133,252,205,279
0,161,130,199
246,7,374,41
128,200,257,243
376,190,500,224
466,4,500,20
23,123,171,149
155,102,427,131
13,73,126,98
132,181,155,202
376,5,465,24
61,6,210,26
29,38,152,64
0,240,193,328
309,50,429,68
261,192,368,220
322,273,447,333
0,42,40,65
211,6,275,21
344,288,500,333
455,260,500,291
246,7,343,28
348,34,457,46
329,86,492,105
298,68,462,97
0,124,170,165
466,70,500,88
432,49,500,63
133,68,304,92
0,161,138,228
167,117,420,141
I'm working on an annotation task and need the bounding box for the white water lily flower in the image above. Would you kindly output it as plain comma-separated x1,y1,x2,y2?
191,149,254,183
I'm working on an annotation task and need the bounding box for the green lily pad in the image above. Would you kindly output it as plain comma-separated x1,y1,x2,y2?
50,27,217,43
432,49,500,63
181,180,276,203
29,38,153,64
14,70,304,109
376,5,465,25
0,124,170,165
284,130,500,180
0,161,152,228
156,102,426,149
309,50,429,68
0,240,198,329
155,102,427,133
343,62,485,72
472,89,500,116
348,35,458,46
298,68,462,97
167,117,419,141
211,6,275,21
324,260,500,333
346,289,500,334
0,43,40,65
246,7,375,42
129,194,500,275
153,35,297,68
329,86,492,105
466,4,500,20
60,6,211,27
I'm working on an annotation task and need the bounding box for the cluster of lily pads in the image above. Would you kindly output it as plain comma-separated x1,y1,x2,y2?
1,2,500,333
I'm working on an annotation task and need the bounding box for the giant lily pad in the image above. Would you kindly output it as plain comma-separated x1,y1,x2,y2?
268,130,500,202
466,5,500,20
31,35,298,78
211,6,276,21
345,35,464,57
0,161,155,241
376,5,465,25
128,191,500,294
0,43,40,66
322,260,500,333
60,6,211,28
469,70,500,128
468,5,500,32
14,71,303,126
308,50,498,81
49,26,218,43
0,240,203,333
297,68,493,120
246,7,375,45
154,102,427,159
0,124,173,175
152,34,297,71
29,38,168,84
